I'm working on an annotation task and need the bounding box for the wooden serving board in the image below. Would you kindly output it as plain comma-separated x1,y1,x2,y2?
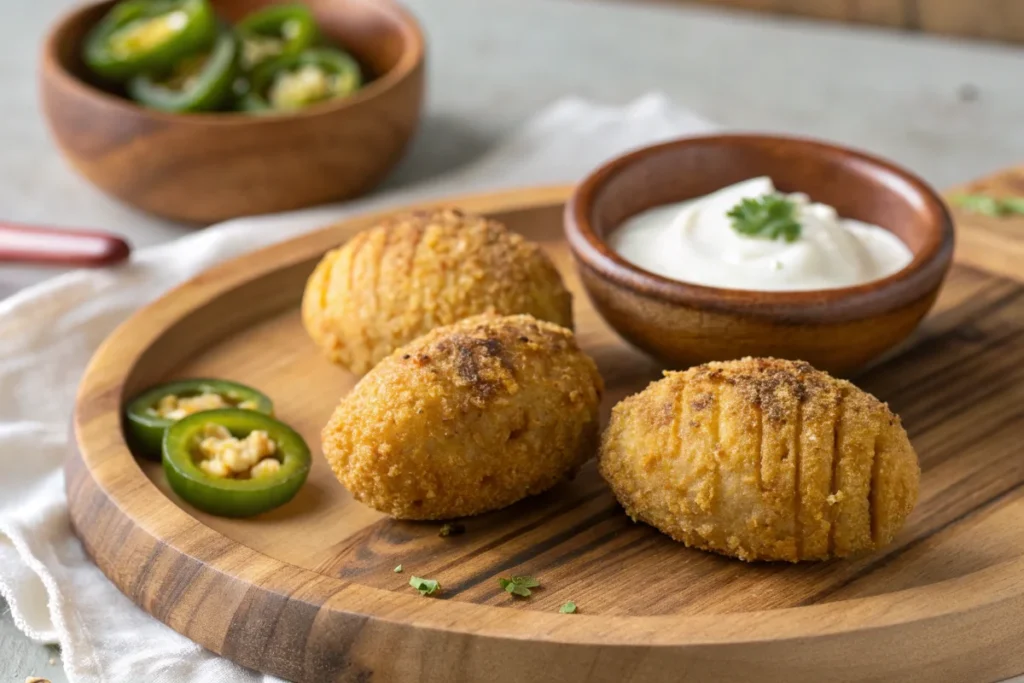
69,184,1024,683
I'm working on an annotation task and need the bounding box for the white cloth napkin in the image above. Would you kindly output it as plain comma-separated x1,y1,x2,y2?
0,95,715,682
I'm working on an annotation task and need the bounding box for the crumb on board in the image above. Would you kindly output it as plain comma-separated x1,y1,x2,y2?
438,522,466,537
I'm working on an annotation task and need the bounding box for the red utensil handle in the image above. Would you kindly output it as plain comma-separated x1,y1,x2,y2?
0,221,130,267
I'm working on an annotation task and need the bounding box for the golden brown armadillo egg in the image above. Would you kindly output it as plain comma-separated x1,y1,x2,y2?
599,357,919,562
302,208,573,374
322,314,603,520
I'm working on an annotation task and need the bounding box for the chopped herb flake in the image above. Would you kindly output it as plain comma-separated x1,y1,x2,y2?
1003,197,1024,215
559,601,577,614
953,193,1024,218
498,575,540,597
410,576,440,596
394,564,403,573
727,194,802,243
438,522,466,537
954,194,1004,217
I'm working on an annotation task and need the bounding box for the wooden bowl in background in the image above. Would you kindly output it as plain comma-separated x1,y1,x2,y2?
40,0,425,223
565,135,955,375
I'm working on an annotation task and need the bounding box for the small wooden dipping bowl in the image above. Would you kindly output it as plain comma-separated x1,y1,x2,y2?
565,135,955,375
40,0,425,223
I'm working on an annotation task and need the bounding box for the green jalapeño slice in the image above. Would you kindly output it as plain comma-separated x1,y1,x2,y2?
127,29,239,112
84,0,217,82
124,378,273,459
162,409,311,518
240,47,362,113
236,3,318,70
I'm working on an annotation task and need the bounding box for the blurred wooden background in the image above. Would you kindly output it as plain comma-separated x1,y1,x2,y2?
672,0,1024,43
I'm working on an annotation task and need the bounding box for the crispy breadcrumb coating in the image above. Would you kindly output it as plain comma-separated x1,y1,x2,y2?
302,208,573,374
599,357,919,562
322,314,603,519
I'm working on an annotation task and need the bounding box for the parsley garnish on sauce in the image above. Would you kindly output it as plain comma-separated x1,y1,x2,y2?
727,194,802,243
498,575,540,597
410,576,441,596
953,193,1024,218
559,601,577,614
394,564,403,573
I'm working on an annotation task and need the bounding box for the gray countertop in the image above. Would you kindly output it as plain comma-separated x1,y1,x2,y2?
3,0,1024,680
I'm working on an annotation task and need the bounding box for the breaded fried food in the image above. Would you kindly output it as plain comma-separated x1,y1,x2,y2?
322,314,603,519
599,357,919,562
302,208,573,374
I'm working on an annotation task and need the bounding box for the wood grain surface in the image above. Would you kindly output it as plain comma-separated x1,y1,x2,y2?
40,0,425,223
660,0,1024,43
68,185,1024,682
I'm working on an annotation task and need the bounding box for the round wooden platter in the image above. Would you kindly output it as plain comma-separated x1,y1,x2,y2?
68,186,1024,683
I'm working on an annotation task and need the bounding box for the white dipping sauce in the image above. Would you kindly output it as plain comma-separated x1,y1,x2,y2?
608,177,913,291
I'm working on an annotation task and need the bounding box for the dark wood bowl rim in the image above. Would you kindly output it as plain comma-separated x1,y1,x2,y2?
565,134,955,324
40,0,425,125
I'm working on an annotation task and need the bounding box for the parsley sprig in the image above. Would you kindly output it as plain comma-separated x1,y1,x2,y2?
559,601,577,614
727,194,802,243
410,576,441,596
498,575,540,597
